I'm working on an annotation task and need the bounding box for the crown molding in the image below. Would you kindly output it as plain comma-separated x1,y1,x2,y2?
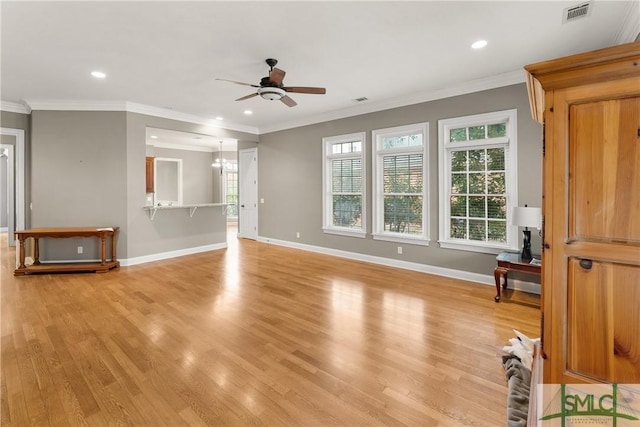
18,99,259,135
0,101,31,114
26,99,128,111
257,69,526,134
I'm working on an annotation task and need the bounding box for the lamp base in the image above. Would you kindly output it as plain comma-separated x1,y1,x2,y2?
521,229,532,261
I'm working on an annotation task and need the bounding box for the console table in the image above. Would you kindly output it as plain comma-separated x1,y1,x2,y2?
14,227,119,276
494,251,541,302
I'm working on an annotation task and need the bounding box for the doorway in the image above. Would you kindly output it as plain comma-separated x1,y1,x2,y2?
0,127,25,248
1,144,15,245
238,148,258,240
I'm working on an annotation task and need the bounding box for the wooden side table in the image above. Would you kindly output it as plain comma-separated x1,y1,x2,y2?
494,252,541,302
14,227,120,276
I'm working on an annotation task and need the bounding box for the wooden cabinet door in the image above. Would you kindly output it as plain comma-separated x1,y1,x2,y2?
544,83,640,383
145,156,154,193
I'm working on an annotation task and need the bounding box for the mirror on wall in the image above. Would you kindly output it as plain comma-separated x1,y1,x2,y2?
155,158,183,206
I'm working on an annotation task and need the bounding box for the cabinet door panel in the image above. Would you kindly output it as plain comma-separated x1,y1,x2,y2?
146,156,154,193
568,259,640,383
569,98,640,244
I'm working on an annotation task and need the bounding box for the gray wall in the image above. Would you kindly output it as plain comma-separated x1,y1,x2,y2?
257,83,543,277
30,111,128,261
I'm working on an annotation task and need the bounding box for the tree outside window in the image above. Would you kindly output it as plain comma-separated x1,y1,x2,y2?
438,110,518,253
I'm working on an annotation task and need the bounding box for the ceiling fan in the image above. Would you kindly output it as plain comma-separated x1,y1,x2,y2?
216,58,326,107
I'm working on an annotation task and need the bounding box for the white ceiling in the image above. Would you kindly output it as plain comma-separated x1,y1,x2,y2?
2,1,638,140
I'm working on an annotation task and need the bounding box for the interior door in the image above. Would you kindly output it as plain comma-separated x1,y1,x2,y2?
238,148,258,240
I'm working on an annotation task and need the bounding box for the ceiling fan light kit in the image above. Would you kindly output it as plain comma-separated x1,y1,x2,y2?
217,58,326,108
258,86,285,100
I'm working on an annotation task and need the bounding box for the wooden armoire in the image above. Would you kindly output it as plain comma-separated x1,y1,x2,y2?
525,41,640,384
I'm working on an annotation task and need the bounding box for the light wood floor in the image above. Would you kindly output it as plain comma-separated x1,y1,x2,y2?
1,229,539,426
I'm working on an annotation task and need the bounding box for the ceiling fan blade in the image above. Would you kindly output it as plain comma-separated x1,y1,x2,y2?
283,86,326,95
280,95,297,107
235,93,259,101
216,78,260,88
269,67,286,86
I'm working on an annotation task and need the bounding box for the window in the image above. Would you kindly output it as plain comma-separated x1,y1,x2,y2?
372,123,429,245
438,109,518,253
322,132,366,237
223,162,238,218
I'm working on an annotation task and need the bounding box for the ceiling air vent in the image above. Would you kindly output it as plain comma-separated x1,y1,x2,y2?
563,2,592,23
353,97,368,102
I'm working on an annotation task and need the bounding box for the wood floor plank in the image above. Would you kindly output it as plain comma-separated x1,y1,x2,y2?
0,367,11,427
44,325,101,417
1,229,540,426
1,336,30,427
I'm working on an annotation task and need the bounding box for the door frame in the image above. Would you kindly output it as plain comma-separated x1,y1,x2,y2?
238,147,258,240
0,127,25,247
1,144,15,245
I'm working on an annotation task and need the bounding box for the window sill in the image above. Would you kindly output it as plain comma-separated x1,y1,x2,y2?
372,233,430,246
322,228,367,238
437,240,517,254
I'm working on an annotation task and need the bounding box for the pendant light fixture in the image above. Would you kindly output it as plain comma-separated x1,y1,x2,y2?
212,141,229,171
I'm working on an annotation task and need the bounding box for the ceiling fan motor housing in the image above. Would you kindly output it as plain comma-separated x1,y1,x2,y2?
260,76,275,87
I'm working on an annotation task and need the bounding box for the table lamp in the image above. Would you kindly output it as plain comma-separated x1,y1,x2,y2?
512,205,541,260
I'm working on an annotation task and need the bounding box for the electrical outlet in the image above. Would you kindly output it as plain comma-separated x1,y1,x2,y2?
296,232,300,239
397,246,403,254
77,246,83,254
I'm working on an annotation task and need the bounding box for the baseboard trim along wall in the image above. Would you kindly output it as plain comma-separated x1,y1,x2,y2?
257,236,541,295
121,242,228,267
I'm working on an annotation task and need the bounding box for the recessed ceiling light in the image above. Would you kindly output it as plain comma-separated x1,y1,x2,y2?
471,40,488,49
215,116,223,121
244,110,253,115
91,70,106,78
150,135,158,139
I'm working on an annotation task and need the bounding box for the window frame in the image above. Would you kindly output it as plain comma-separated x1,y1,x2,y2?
372,122,430,246
322,132,367,238
438,109,519,254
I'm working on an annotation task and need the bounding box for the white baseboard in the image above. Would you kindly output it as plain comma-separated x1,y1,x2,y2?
257,236,541,295
0,227,7,232
120,243,227,267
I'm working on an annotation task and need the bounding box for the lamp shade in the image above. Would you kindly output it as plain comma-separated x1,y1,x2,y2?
512,206,541,229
